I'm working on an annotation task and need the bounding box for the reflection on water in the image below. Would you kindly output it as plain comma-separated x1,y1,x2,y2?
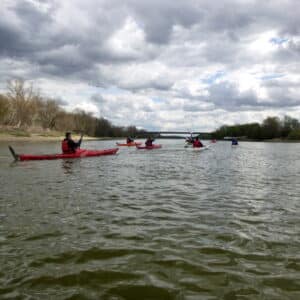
0,140,300,299
61,159,75,174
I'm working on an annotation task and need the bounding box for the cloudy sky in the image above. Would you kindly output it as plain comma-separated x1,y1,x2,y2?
1,0,300,131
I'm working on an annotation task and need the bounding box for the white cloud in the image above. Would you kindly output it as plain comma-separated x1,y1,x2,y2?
248,30,279,55
0,0,300,131
106,17,147,59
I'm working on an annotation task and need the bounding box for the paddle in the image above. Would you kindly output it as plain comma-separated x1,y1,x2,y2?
184,133,195,148
8,146,19,161
78,133,83,148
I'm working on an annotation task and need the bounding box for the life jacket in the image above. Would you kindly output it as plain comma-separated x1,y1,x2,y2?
193,140,202,147
61,139,73,154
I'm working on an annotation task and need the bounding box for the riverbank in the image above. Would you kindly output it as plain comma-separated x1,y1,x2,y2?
0,134,104,142
0,128,105,142
2,134,300,142
1,128,299,142
227,137,300,143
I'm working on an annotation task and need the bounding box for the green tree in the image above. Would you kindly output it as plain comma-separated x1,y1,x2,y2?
261,116,281,139
287,129,300,140
281,115,300,137
247,123,262,139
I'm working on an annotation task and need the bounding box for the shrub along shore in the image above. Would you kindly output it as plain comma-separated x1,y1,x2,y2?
211,116,300,141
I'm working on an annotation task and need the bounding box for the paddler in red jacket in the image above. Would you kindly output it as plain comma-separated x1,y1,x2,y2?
192,136,203,148
62,132,83,153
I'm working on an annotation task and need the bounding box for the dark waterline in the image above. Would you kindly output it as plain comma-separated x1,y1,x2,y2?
0,140,300,299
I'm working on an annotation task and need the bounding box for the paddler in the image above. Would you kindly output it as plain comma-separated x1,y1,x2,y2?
62,132,83,153
126,137,134,144
193,136,203,148
231,138,238,145
186,133,194,144
145,137,154,147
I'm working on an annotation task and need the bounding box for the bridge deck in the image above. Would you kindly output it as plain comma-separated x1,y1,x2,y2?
146,131,210,135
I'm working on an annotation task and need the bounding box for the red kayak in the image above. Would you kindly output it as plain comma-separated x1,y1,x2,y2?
116,142,142,147
136,144,162,150
9,146,118,161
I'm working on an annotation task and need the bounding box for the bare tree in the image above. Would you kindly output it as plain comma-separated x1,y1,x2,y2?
6,79,37,128
0,94,11,125
37,99,61,129
73,109,96,136
55,111,76,132
126,125,138,137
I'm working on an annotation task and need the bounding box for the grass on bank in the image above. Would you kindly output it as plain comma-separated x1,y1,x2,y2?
0,127,102,141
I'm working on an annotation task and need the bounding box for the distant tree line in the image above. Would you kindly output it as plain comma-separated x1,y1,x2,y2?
0,79,146,137
212,116,300,140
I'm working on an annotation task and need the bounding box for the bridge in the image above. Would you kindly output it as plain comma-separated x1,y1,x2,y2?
137,131,213,139
146,131,208,135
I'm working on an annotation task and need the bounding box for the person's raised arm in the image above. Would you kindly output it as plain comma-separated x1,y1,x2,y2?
78,133,83,147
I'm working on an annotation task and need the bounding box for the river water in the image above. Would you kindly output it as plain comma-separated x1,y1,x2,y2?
0,140,299,299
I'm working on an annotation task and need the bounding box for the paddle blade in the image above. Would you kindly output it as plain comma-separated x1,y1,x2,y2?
8,146,19,161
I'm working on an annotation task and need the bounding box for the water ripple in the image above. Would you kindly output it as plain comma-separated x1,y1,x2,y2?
0,140,299,299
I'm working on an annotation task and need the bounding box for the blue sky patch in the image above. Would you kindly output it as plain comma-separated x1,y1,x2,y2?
202,71,226,84
260,74,285,81
270,37,288,45
151,97,164,103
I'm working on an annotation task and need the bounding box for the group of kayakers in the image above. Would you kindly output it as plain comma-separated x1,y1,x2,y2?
61,132,157,153
61,131,238,154
9,131,238,161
